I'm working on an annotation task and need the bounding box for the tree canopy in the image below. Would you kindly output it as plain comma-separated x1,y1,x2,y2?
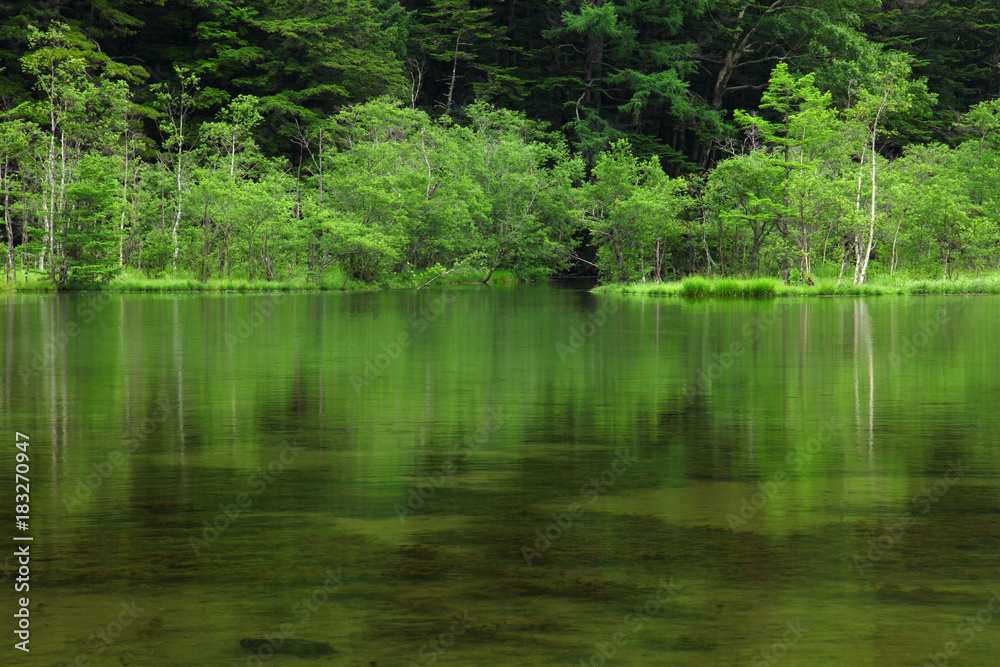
1,1,999,287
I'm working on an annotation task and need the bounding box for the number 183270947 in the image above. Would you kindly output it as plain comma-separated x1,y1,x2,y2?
15,433,30,531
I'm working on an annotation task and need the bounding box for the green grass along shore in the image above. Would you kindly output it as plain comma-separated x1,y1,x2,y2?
592,274,1000,297
0,267,521,293
6,269,1000,296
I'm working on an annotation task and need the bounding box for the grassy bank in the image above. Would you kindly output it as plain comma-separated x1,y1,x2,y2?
0,267,521,292
592,275,1000,297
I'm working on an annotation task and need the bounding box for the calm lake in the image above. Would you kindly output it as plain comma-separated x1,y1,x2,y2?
2,284,999,666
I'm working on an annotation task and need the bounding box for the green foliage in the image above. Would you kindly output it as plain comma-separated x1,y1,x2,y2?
295,98,582,284
463,101,583,280
174,0,407,123
139,229,173,278
543,0,717,166
4,1,1000,290
408,0,518,110
594,275,1000,297
863,0,998,124
676,275,776,298
59,154,122,286
584,140,690,283
703,153,785,276
679,275,711,297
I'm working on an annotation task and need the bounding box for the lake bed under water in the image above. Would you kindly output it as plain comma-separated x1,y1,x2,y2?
2,285,999,666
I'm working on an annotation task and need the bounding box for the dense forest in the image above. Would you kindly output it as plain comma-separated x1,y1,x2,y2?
0,0,999,288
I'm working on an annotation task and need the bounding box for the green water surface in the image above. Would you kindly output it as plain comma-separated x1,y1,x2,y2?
2,285,999,666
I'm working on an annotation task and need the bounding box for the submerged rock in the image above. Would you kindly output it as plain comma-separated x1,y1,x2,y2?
240,637,336,657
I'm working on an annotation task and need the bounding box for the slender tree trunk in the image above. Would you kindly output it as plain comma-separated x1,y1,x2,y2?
890,210,904,275
821,224,831,269
838,239,848,282
218,233,226,279
445,29,465,114
2,158,10,282
55,128,69,287
200,203,212,282
718,213,725,275
851,138,866,284
121,134,128,267
159,165,166,233
172,116,185,275
857,106,884,285
481,265,495,284
42,102,57,273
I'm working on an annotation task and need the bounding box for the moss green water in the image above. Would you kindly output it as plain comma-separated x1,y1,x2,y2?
1,286,999,666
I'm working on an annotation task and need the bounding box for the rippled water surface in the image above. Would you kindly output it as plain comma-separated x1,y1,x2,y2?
2,285,999,666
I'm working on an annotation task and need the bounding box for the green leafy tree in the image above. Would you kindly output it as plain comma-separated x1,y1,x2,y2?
844,51,931,284
152,67,204,274
20,22,144,287
183,94,268,280
408,0,515,113
465,102,583,281
543,0,716,167
59,153,122,286
863,0,999,128
734,63,847,280
0,118,35,282
177,0,406,140
704,152,786,276
690,0,873,166
583,139,689,282
321,98,419,282
232,168,292,282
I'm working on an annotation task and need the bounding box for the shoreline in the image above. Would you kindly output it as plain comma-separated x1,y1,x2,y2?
5,272,1000,296
0,268,524,293
591,275,1000,298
